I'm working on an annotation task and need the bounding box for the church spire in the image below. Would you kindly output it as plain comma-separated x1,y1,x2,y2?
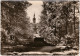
33,13,36,23
34,13,35,18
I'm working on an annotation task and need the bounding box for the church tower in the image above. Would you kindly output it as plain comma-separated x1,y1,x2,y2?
33,13,36,23
33,13,37,34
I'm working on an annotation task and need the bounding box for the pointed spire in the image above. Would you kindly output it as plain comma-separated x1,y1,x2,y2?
33,13,36,23
34,13,35,18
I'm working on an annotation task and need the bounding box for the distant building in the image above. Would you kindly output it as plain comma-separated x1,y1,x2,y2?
29,13,40,38
33,13,36,24
33,13,38,34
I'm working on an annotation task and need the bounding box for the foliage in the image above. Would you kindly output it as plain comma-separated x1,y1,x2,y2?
39,1,79,46
1,1,32,45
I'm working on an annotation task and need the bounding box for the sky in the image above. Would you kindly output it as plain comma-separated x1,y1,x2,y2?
26,1,43,23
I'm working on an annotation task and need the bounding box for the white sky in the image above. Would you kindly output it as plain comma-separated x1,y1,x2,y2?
26,1,43,23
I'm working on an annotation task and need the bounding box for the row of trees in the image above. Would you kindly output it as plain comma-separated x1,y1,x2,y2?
39,1,79,46
1,1,33,45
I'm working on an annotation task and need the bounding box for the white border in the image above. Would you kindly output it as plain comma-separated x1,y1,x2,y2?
79,0,80,56
0,0,80,56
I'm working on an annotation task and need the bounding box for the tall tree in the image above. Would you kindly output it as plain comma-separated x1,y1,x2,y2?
1,1,32,45
39,1,79,46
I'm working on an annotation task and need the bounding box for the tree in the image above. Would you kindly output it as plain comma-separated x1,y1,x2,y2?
39,1,79,46
1,1,32,45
